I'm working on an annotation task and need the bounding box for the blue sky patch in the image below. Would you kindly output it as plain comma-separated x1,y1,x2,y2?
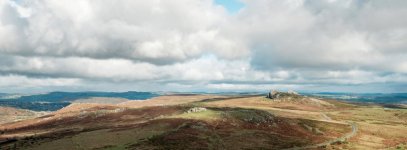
215,0,245,13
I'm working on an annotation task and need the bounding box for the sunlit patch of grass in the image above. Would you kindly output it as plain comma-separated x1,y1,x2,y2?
378,143,407,150
393,143,407,150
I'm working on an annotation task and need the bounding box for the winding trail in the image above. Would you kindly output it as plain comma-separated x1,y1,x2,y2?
283,113,358,150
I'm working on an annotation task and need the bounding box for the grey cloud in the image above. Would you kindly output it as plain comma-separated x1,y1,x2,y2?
0,0,406,93
0,54,270,82
237,0,407,73
0,0,247,65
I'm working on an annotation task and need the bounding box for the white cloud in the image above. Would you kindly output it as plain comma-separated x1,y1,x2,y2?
0,54,271,82
0,0,247,64
240,0,407,72
0,74,81,93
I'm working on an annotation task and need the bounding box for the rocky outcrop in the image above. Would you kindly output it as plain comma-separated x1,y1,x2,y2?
266,90,278,99
266,90,300,99
186,107,207,113
287,90,299,95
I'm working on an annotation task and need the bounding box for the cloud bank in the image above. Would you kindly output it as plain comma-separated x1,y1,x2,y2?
0,0,406,93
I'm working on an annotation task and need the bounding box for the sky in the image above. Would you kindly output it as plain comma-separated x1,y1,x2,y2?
215,0,244,13
0,0,406,93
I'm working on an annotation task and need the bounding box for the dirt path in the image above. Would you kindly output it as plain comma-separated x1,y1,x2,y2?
216,102,359,149
283,121,358,150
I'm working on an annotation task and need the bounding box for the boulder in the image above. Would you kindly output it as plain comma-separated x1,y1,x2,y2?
186,107,207,113
266,90,280,99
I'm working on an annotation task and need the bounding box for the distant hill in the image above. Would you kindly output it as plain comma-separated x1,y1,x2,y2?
0,93,10,98
72,97,129,104
0,91,159,111
11,91,157,103
0,106,49,124
305,93,407,104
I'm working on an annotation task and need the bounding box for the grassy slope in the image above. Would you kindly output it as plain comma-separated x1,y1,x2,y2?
326,106,407,149
0,106,49,124
0,95,405,149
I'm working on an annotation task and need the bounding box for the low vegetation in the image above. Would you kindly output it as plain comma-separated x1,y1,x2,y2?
0,93,405,149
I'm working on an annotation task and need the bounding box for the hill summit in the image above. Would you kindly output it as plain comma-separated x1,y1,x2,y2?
266,90,300,99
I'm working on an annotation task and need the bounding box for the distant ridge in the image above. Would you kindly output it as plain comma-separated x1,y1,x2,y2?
0,91,159,111
304,93,407,104
14,91,159,102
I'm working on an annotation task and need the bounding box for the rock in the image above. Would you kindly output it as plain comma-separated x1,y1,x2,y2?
186,107,207,113
266,90,283,99
287,90,299,95
266,90,278,99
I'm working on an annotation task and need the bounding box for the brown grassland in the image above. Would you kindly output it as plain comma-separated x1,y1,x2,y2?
0,94,406,149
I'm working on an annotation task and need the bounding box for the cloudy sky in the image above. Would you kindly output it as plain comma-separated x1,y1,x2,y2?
0,0,406,93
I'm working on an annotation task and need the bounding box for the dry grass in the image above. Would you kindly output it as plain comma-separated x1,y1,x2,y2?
327,106,407,149
1,94,406,149
118,94,224,108
0,106,50,125
167,109,222,121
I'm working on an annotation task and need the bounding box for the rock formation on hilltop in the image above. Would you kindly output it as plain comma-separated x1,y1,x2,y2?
265,90,334,108
266,90,300,99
